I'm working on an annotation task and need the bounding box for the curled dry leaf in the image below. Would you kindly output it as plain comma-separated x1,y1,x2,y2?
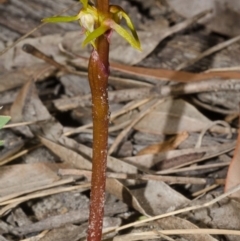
134,98,212,135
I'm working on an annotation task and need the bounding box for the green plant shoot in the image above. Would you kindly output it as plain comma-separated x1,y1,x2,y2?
0,115,11,146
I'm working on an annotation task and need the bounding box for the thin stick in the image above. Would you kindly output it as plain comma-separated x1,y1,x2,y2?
0,144,41,166
114,229,240,240
156,162,229,175
192,184,220,197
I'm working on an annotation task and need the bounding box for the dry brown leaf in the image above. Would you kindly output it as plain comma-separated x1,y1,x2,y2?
40,136,92,171
0,63,55,92
134,98,212,135
167,0,240,37
225,128,240,199
137,131,189,155
131,180,189,215
0,163,62,201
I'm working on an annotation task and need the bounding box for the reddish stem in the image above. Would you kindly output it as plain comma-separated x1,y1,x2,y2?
87,1,110,241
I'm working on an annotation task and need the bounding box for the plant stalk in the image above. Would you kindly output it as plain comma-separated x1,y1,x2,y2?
87,1,110,240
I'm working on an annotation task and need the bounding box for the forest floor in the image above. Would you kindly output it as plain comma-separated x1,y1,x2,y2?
1,1,240,241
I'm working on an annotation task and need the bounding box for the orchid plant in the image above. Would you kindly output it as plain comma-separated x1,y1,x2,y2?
43,1,141,240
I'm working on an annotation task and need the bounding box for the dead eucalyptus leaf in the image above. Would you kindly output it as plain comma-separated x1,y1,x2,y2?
134,98,212,135
40,136,92,170
0,163,61,200
105,179,149,217
167,0,240,37
131,180,189,216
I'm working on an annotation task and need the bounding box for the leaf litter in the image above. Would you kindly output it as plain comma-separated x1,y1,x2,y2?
1,1,240,241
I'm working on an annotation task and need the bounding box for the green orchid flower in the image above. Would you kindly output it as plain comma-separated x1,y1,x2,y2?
42,0,141,50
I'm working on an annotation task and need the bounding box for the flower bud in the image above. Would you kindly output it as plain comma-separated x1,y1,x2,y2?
80,12,95,32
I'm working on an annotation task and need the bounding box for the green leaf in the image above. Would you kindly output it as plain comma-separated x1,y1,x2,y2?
0,116,10,129
111,21,141,50
0,115,10,146
82,25,109,47
42,15,79,23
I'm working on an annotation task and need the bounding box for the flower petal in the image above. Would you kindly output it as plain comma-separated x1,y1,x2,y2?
82,25,109,47
110,21,141,50
121,11,140,46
